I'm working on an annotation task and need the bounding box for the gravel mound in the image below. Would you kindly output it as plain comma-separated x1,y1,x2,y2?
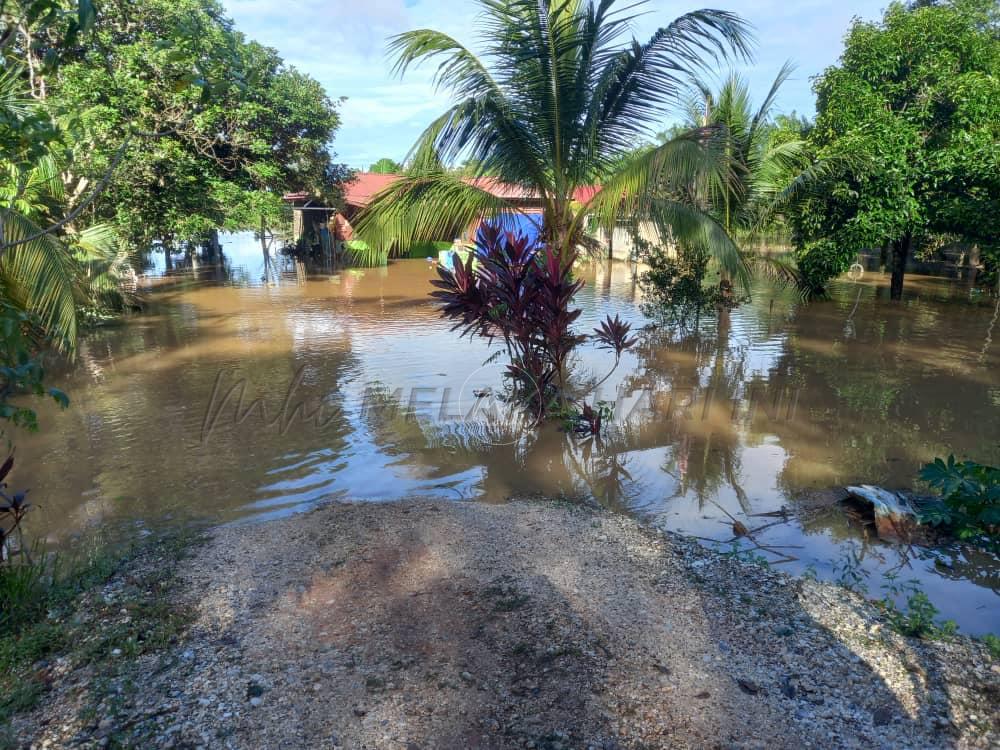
18,500,999,749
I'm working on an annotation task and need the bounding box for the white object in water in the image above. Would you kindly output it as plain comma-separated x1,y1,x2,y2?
846,485,920,541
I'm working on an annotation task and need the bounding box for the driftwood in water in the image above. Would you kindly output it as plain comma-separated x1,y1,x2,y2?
845,485,923,542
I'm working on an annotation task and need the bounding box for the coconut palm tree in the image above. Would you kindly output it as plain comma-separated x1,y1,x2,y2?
1,69,135,351
685,65,810,240
1,159,80,351
679,64,826,290
355,0,754,284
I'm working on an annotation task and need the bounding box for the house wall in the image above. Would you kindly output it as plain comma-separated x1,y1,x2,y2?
594,221,677,262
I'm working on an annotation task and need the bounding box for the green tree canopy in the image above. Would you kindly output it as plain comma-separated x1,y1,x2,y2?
369,158,402,174
792,0,1000,299
0,0,347,352
47,0,346,248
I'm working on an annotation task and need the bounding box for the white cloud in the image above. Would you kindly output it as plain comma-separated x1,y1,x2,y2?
222,0,888,167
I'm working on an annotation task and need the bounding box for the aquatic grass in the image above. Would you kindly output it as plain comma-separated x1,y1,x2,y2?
982,634,1000,661
877,574,957,641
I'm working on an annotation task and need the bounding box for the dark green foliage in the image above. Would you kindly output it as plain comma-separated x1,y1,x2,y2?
2,0,348,348
640,243,726,324
0,301,68,433
918,455,1000,539
48,0,346,249
791,0,1000,296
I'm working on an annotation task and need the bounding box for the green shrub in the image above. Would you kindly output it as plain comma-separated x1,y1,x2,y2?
406,240,452,259
639,243,728,324
793,239,854,296
882,590,957,639
917,456,1000,540
982,634,1000,661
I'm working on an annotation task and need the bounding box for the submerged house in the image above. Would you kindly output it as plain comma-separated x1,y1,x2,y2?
281,192,337,257
289,173,652,263
332,172,557,258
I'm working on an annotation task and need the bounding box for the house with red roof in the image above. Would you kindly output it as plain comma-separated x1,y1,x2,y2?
282,173,643,261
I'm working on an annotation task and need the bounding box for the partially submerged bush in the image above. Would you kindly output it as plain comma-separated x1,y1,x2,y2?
640,244,730,324
917,456,1000,541
431,227,636,432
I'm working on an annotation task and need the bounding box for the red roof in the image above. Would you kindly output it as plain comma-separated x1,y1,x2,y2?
339,172,601,209
465,177,540,200
342,173,403,208
572,185,602,204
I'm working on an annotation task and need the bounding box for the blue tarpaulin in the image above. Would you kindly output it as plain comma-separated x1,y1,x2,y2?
475,212,543,251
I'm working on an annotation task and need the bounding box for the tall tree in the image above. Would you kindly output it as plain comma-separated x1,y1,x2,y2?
1,0,346,349
682,65,809,243
355,0,754,277
370,158,402,174
792,0,1000,299
48,0,345,249
678,65,815,287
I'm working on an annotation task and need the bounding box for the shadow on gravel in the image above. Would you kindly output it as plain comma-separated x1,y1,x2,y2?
97,502,990,750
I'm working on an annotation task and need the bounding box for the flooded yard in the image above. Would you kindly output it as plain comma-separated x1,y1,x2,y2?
17,236,1000,635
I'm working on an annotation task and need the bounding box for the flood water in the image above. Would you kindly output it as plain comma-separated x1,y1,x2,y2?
15,233,1000,635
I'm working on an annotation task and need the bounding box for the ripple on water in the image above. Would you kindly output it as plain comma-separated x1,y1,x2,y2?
13,250,1000,635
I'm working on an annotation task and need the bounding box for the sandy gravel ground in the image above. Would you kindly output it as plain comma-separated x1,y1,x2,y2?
18,500,999,749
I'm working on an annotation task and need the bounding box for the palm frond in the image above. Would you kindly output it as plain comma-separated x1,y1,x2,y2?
0,211,79,350
744,251,803,290
750,60,795,136
388,28,501,100
0,66,34,122
353,171,520,264
648,198,751,293
73,223,120,260
71,223,138,308
586,9,754,159
581,127,749,291
584,128,729,227
748,152,846,235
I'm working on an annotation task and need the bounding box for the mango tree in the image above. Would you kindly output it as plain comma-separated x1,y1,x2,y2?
792,0,1000,299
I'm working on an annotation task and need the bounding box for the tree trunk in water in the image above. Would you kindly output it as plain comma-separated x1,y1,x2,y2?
208,229,221,262
879,241,890,273
890,233,910,301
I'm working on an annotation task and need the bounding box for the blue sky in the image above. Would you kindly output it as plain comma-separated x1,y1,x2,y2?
221,0,890,170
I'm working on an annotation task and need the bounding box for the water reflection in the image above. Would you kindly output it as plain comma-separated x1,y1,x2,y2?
13,236,1000,634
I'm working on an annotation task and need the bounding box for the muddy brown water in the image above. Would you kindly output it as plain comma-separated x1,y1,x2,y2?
13,234,1000,635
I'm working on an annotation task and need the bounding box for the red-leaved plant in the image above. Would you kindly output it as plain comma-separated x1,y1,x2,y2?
0,454,30,563
431,227,636,433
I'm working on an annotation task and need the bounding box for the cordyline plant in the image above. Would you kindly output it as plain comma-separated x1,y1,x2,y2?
431,227,636,433
0,453,31,563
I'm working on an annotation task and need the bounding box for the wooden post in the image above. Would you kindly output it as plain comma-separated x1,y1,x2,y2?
292,206,303,245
